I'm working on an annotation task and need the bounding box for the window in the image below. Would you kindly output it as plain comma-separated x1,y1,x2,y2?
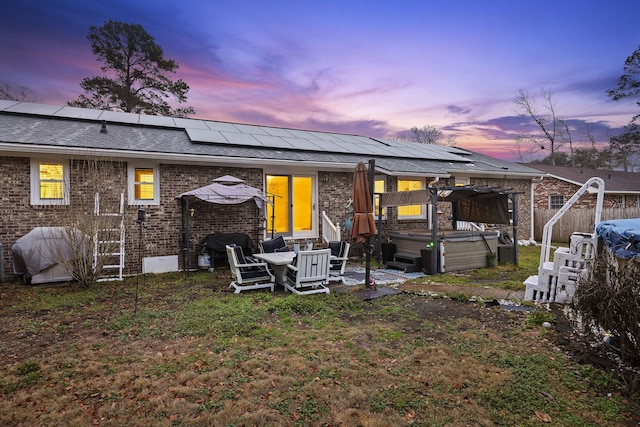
616,195,625,209
266,173,316,238
128,164,159,205
30,159,69,205
373,176,386,219
549,194,564,209
398,178,425,219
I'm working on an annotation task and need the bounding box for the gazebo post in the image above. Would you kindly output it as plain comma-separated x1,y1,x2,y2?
181,195,191,280
430,188,439,274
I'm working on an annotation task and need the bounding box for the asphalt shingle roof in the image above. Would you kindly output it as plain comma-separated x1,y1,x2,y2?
0,101,542,178
522,164,640,193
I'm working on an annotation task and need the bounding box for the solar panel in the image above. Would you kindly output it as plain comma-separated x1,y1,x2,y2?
222,131,260,146
138,114,176,127
6,102,61,115
173,117,209,129
439,144,470,155
286,129,322,140
259,126,296,138
186,128,227,144
304,137,343,151
3,102,483,167
204,121,240,133
333,133,367,144
55,106,103,120
305,131,345,142
254,135,295,148
377,138,467,161
98,110,140,124
0,100,19,110
234,123,269,135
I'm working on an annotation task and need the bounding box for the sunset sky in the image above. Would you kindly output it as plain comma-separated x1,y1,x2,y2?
1,0,639,161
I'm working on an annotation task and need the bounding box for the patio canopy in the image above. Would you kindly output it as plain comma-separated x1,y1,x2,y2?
177,175,269,211
378,186,511,225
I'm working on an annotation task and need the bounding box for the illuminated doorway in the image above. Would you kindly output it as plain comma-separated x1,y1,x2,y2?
265,174,316,238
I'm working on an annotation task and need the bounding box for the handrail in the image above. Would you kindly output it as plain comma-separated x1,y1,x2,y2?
321,210,341,244
456,221,485,231
538,177,605,272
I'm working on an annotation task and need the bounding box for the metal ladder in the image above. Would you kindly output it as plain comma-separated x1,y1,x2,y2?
94,193,125,281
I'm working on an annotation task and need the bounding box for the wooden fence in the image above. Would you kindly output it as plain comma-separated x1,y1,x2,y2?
534,208,640,242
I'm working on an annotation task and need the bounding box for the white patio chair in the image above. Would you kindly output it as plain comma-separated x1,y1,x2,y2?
284,249,331,295
328,241,350,283
226,245,275,293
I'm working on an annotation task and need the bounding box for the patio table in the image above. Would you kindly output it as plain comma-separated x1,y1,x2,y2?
253,251,336,286
252,252,296,286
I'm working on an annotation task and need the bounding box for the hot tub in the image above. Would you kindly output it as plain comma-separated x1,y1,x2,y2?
388,229,499,273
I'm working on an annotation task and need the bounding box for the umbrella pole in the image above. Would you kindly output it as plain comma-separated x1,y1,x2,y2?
365,159,375,289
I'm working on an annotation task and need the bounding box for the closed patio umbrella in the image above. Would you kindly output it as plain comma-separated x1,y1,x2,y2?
351,161,377,289
351,162,377,243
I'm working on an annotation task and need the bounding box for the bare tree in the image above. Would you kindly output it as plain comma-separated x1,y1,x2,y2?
410,125,441,144
560,120,575,166
408,124,455,145
0,83,37,102
511,134,542,163
514,88,567,165
50,159,126,287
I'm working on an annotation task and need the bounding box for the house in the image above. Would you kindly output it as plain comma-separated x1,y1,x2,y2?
523,164,640,210
0,101,542,282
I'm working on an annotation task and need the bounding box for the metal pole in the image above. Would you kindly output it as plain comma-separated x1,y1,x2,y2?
431,188,439,275
365,159,375,289
511,193,519,266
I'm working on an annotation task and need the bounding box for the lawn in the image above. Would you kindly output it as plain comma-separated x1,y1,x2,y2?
418,244,542,291
0,245,638,426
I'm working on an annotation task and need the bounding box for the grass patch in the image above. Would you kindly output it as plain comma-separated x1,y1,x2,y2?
415,244,544,291
0,267,636,426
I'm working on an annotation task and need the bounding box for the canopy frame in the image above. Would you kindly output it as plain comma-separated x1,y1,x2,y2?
376,184,522,273
176,176,271,278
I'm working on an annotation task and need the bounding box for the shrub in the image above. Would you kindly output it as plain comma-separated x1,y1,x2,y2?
571,247,640,366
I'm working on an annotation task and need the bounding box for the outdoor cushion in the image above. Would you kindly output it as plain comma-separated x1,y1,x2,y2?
232,246,266,273
329,241,348,258
260,236,288,253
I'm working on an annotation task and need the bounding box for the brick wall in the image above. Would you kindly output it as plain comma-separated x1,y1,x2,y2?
0,155,536,280
532,176,625,209
0,157,269,280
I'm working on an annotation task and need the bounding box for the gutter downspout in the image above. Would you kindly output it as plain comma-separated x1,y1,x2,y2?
428,177,440,230
530,180,535,242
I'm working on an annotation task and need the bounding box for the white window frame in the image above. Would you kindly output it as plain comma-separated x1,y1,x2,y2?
373,175,387,220
264,168,318,239
454,177,470,187
30,158,70,206
549,194,564,209
128,163,160,206
397,177,427,220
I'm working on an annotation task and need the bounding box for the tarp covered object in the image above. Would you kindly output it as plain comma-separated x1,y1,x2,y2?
596,218,640,259
177,176,269,211
12,227,79,278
